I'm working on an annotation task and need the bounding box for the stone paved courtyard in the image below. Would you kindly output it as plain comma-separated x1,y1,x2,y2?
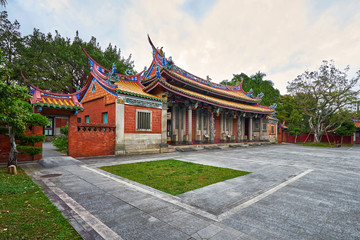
23,143,360,240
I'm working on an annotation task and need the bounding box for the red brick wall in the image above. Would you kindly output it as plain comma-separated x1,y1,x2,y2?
287,133,353,144
124,105,162,134
77,97,115,125
68,116,115,158
0,125,43,163
55,118,68,128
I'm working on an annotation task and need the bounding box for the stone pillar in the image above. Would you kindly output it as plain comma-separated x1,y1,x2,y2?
241,117,245,141
187,106,192,144
160,103,168,152
195,109,201,143
115,96,125,155
209,113,215,144
171,104,177,144
182,107,186,144
249,116,253,141
237,116,241,143
259,117,263,141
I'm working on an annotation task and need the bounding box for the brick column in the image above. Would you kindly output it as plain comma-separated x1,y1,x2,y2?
115,95,125,155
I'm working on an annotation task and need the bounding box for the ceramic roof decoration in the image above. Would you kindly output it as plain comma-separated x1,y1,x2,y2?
82,47,163,102
142,35,275,115
23,73,84,112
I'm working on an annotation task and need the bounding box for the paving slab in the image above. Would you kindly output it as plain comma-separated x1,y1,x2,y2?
21,144,360,240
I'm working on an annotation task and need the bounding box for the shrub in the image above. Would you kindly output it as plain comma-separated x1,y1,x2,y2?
0,126,8,135
52,136,68,153
17,146,42,157
60,125,68,136
18,134,45,145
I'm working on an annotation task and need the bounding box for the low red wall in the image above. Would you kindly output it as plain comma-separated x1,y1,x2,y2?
287,133,353,144
0,125,43,163
68,116,115,158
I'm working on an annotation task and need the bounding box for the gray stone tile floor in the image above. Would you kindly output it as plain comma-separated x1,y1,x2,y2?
22,143,360,240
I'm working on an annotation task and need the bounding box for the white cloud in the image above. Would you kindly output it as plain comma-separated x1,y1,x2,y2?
5,0,360,94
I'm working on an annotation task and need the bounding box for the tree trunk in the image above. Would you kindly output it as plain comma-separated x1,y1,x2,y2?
295,135,298,143
313,123,322,143
341,136,343,145
8,126,18,167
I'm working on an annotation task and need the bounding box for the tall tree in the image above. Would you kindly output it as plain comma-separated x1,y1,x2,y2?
220,71,280,106
0,11,21,84
287,60,360,142
0,51,48,166
0,0,7,7
0,11,136,93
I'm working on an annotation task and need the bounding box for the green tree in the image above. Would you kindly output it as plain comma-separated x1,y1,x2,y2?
288,60,360,143
0,11,21,84
276,94,312,132
0,0,7,7
1,11,136,93
0,52,48,166
220,71,280,106
334,118,356,144
289,128,302,143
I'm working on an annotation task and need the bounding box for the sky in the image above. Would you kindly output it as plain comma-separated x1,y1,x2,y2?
2,0,360,94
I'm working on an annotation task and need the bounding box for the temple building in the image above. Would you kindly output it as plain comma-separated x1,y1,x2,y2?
25,36,277,158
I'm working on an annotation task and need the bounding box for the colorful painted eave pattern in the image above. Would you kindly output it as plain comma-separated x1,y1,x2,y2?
145,79,274,114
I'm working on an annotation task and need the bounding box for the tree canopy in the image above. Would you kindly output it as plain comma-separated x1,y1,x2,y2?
0,50,49,166
0,11,135,93
221,71,280,106
287,60,360,142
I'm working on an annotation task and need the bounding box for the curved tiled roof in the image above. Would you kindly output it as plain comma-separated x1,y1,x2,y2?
163,69,260,103
114,80,164,102
145,79,274,114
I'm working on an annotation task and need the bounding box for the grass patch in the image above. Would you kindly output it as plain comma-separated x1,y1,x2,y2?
0,167,81,240
99,159,250,195
295,142,353,147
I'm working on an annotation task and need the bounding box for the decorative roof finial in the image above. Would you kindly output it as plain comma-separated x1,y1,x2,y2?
112,62,116,75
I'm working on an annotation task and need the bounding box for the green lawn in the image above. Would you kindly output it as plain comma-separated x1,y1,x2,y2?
99,159,250,195
0,167,81,240
295,142,353,147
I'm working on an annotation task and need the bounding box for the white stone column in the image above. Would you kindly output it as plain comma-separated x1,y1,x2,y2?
237,116,241,143
241,117,245,141
160,103,168,152
209,113,215,144
171,104,177,144
182,107,186,143
249,116,253,141
259,117,263,141
115,96,125,155
187,106,192,144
